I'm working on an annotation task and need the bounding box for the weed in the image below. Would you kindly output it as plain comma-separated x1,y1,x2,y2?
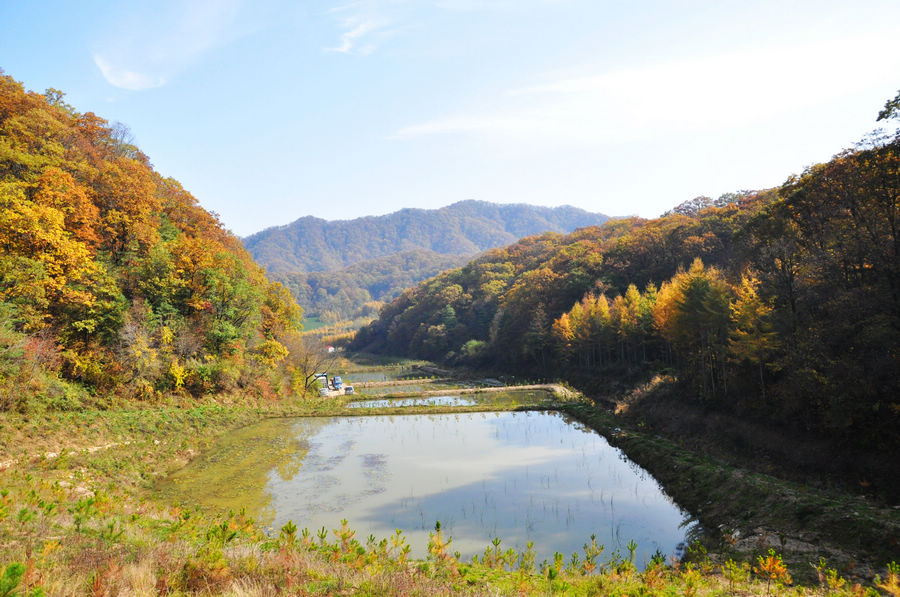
581,534,604,575
519,541,536,575
300,527,313,549
99,519,124,543
876,562,900,597
0,562,43,597
69,497,97,533
481,536,503,569
0,564,24,597
565,552,580,575
754,548,792,595
641,559,666,592
626,539,638,564
647,548,666,567
427,520,456,575
681,562,701,597
15,507,35,530
388,528,410,563
723,558,750,592
552,551,564,576
687,539,712,573
333,518,355,553
205,519,238,550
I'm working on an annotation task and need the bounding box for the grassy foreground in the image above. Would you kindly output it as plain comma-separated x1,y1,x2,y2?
1,394,899,596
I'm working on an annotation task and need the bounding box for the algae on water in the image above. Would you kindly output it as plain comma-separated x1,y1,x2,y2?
155,417,323,525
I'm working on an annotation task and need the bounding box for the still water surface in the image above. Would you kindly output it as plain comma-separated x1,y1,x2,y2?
346,395,477,408
356,382,464,395
160,411,694,566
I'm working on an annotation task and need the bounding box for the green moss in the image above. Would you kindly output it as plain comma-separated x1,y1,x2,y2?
155,417,309,525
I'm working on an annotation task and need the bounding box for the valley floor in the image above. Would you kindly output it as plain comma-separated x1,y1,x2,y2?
1,368,898,595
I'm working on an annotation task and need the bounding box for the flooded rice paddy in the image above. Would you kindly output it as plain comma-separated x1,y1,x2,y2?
355,382,463,395
346,395,478,408
158,410,695,566
339,369,426,383
346,388,550,409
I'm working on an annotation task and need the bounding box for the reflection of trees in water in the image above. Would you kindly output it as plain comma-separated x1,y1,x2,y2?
275,436,308,481
158,418,320,525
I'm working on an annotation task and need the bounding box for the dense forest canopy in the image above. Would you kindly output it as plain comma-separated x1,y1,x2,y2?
0,71,309,408
354,121,900,455
276,249,468,323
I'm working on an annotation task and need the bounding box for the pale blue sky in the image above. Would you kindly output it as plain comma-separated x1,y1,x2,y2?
2,0,899,236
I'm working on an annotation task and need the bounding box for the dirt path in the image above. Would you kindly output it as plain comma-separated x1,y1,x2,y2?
0,441,132,472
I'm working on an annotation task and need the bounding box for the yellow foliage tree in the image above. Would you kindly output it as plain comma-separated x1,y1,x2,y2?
653,258,732,400
729,273,778,400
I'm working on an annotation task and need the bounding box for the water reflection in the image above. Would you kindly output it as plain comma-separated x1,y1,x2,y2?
162,411,695,567
155,417,319,525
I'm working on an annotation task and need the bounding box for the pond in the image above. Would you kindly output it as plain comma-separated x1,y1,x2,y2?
157,411,695,567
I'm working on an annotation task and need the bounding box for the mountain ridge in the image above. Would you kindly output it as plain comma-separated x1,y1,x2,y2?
243,200,610,274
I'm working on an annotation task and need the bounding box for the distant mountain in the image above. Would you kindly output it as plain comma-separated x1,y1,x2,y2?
244,200,610,274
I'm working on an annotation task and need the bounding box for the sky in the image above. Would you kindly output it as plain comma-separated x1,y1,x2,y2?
1,0,899,237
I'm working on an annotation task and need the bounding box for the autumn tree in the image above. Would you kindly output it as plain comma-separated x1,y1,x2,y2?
283,334,337,396
653,259,732,401
729,274,777,402
0,71,305,405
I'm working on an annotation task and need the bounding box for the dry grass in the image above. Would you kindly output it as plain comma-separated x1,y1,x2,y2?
120,559,158,597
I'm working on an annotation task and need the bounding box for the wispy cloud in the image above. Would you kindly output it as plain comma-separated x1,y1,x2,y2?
392,31,900,144
92,55,166,91
324,0,562,56
325,1,400,55
92,0,249,90
327,19,388,55
432,0,569,11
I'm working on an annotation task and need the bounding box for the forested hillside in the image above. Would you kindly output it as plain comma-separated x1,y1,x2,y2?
278,249,467,322
244,200,609,274
354,125,900,466
0,72,305,408
246,200,610,324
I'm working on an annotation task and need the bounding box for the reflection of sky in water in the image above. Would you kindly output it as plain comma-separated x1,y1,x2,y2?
346,395,476,408
266,411,694,566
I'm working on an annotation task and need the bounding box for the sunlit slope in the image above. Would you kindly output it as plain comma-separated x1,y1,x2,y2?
0,71,302,406
355,138,900,467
